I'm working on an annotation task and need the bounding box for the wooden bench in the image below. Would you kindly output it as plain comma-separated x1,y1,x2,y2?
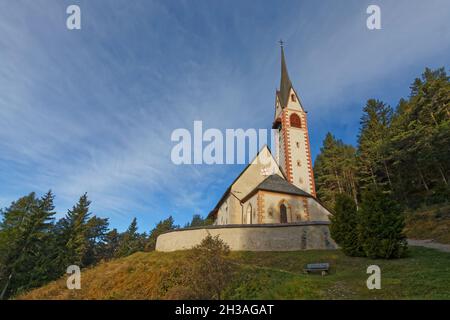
303,263,330,276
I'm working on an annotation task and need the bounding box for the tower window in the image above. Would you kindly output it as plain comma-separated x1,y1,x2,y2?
297,160,301,167
291,94,296,102
290,113,301,128
296,142,300,148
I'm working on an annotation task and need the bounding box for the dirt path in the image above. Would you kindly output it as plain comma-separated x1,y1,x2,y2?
408,239,450,253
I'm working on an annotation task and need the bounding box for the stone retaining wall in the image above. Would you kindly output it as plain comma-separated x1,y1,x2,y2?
156,222,337,252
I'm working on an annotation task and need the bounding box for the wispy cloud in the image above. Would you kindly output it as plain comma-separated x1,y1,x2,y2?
0,0,449,230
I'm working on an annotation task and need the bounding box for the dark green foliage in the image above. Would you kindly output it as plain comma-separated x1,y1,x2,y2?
160,234,234,299
103,229,120,259
0,192,149,299
330,194,363,256
84,216,110,265
59,193,92,267
184,214,214,228
357,99,394,191
315,67,449,211
146,216,178,251
314,133,359,209
358,187,408,259
0,191,56,299
115,218,145,257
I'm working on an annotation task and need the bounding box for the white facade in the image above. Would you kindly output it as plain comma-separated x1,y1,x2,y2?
211,47,331,227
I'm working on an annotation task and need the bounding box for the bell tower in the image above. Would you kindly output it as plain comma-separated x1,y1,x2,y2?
272,43,316,196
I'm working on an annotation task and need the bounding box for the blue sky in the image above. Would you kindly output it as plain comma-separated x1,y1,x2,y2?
0,0,449,232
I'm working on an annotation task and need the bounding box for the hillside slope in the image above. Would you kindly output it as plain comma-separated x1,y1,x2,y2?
405,205,450,244
18,246,450,300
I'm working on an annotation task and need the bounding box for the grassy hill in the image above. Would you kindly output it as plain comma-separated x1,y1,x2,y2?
18,246,450,300
405,204,450,244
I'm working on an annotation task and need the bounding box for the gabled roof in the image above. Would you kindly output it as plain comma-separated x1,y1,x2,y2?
241,174,313,203
207,146,286,219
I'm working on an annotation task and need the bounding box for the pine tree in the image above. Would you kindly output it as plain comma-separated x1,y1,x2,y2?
358,187,407,259
84,216,109,265
103,228,120,259
357,99,393,191
146,216,178,251
184,214,214,228
329,194,363,256
116,218,143,257
314,133,360,208
0,191,56,299
62,193,92,267
388,68,450,206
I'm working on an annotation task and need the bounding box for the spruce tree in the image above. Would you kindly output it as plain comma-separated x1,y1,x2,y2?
358,187,407,259
314,133,360,209
146,216,178,251
63,193,92,267
330,194,363,256
0,191,56,299
357,99,393,191
103,228,120,259
116,218,143,257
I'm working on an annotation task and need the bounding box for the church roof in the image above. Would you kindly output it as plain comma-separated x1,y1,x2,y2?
207,146,286,219
241,174,313,203
278,45,293,109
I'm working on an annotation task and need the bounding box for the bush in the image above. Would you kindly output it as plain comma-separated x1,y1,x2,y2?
330,194,364,256
158,234,234,299
358,187,408,259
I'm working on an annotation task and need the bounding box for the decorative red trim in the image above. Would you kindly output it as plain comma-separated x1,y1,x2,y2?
302,198,310,221
281,110,293,183
257,191,265,224
302,112,316,197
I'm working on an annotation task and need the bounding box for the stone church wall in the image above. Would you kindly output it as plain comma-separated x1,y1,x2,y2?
156,222,337,252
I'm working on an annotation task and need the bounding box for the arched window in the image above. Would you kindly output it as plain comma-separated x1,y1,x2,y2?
246,204,252,224
280,204,288,223
290,113,301,128
291,93,297,102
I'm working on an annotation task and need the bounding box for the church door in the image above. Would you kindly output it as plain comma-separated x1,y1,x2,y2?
280,204,288,223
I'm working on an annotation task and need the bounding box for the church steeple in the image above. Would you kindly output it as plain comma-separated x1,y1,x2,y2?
279,43,293,109
273,42,316,197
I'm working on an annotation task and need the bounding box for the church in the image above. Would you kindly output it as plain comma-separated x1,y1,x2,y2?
156,45,336,252
208,45,332,227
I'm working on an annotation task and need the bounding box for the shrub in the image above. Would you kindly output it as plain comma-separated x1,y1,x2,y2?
358,187,408,259
158,234,234,299
330,194,364,256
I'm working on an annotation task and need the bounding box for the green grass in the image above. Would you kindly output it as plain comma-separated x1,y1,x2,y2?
18,246,450,300
226,247,450,299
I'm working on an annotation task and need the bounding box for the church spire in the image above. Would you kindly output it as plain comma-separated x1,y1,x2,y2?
278,40,293,109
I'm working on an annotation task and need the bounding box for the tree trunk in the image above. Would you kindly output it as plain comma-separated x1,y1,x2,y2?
383,160,393,189
417,166,429,191
369,166,378,189
334,169,343,193
0,274,12,300
437,164,448,185
349,172,359,210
